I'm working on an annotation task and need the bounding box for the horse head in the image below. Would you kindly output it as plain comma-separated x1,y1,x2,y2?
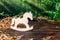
23,11,33,20
28,11,33,20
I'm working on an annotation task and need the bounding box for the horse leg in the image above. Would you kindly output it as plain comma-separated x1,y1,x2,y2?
24,23,33,31
24,23,30,28
11,18,15,26
14,22,18,28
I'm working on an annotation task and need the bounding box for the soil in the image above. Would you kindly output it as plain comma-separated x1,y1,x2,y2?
0,17,60,40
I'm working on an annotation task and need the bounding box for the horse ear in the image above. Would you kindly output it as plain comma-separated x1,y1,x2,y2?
29,11,32,14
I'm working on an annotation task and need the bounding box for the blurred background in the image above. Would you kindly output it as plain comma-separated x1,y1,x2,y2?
0,0,60,21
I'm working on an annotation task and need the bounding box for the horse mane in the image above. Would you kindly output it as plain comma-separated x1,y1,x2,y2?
23,12,29,18
23,12,32,17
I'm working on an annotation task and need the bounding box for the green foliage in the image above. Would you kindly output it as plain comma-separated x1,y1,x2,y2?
0,0,60,21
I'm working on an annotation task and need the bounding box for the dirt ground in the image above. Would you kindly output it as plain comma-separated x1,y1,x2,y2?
0,17,60,40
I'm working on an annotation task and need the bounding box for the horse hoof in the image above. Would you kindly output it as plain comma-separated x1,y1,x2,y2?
28,26,33,30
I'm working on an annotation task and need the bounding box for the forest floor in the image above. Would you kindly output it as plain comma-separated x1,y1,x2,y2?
0,17,60,40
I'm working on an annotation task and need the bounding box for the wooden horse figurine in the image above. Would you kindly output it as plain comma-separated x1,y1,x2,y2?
10,12,33,31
